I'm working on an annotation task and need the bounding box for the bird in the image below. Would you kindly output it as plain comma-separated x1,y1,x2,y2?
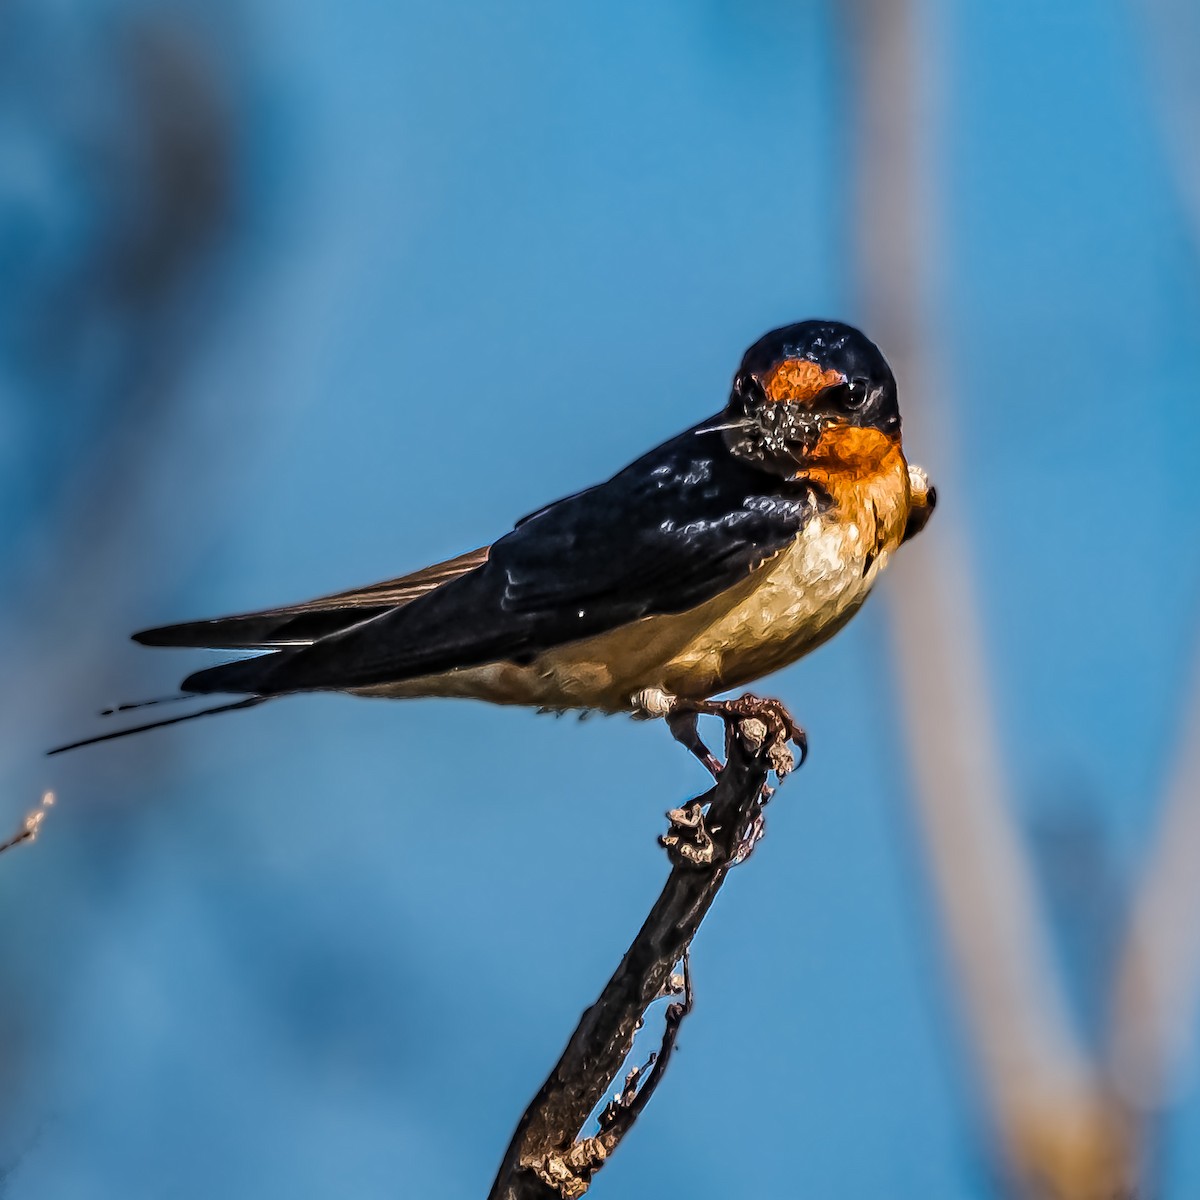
51,319,936,774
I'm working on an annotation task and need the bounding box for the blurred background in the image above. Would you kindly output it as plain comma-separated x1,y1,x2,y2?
2,0,1199,1197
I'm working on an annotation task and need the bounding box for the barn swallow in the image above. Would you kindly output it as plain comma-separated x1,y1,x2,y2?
51,320,935,771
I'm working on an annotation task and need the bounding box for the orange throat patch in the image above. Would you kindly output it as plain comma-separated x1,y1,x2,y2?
798,424,912,554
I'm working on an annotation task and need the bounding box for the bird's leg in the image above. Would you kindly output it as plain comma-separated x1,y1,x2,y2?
665,709,724,780
632,687,725,779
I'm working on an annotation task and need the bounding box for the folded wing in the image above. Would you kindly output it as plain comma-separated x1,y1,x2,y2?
180,420,823,696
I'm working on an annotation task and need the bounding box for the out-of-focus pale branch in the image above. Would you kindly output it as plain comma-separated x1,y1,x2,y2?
841,1,1137,1195
1132,0,1200,257
888,537,1134,1198
1109,644,1200,1108
1111,4,1200,1116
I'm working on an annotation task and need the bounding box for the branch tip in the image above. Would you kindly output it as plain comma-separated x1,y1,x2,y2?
0,791,56,858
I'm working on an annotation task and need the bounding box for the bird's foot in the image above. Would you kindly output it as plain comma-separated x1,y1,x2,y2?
631,688,806,784
705,693,807,780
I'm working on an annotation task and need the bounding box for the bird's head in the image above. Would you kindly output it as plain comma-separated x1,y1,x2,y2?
720,320,901,474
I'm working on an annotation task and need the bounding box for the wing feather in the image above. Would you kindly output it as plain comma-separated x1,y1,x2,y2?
134,547,489,649
181,421,823,696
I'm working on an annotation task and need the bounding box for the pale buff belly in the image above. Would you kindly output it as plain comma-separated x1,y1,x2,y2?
354,515,893,713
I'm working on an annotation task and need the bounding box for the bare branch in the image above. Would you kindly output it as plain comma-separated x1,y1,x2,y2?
488,714,786,1200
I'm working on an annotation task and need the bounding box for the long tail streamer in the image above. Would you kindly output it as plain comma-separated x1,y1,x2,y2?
48,697,268,756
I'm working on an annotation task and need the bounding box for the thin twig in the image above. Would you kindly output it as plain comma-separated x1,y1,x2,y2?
0,792,55,857
488,713,787,1200
596,949,693,1143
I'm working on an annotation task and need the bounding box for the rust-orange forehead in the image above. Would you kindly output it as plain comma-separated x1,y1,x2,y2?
761,358,846,404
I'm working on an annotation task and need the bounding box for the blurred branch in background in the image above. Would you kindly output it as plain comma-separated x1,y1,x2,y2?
0,2,254,761
842,0,1110,1178
0,4,246,733
0,7,240,573
1133,0,1200,257
0,0,251,1162
1110,644,1200,1124
840,1,1200,1197
490,718,784,1200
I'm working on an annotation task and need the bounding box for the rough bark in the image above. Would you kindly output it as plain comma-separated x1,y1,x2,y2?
488,715,783,1200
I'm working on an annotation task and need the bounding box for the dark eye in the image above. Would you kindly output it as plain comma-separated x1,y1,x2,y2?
842,377,871,410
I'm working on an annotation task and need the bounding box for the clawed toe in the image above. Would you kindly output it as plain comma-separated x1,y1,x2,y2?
676,693,806,781
738,695,805,778
638,687,807,783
